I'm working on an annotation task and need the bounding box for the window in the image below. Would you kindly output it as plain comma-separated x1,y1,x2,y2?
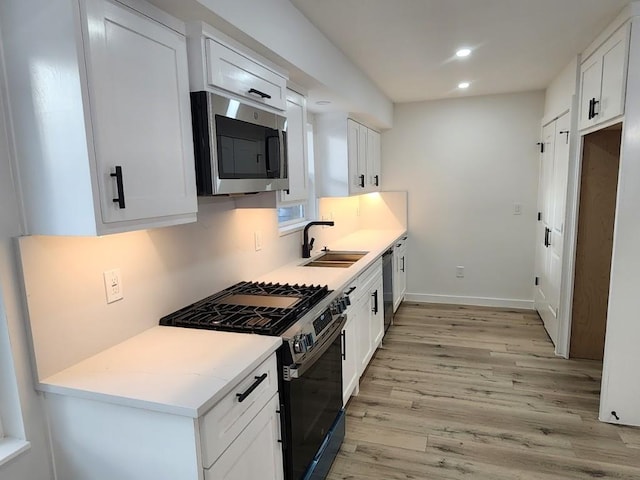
278,122,317,232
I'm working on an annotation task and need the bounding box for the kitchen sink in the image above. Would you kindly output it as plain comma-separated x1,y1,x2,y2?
303,251,368,268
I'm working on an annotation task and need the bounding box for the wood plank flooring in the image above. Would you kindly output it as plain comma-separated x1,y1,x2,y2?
327,302,640,480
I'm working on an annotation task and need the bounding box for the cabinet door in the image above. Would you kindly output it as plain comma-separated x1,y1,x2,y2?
579,55,602,130
205,393,283,480
600,26,629,124
355,296,372,377
82,0,196,224
342,316,358,405
280,90,308,203
347,119,366,194
398,245,407,302
366,129,381,191
370,277,384,348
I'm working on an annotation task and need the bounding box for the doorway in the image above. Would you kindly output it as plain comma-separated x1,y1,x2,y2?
570,124,622,360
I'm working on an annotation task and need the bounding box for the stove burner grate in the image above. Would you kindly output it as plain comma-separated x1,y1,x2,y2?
159,281,330,336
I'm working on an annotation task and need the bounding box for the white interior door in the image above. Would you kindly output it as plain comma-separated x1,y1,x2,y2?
534,122,557,344
535,113,571,347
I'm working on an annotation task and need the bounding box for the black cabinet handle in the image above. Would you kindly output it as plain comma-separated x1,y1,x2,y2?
372,290,378,314
544,227,551,248
345,286,357,295
374,175,379,186
359,174,365,188
401,256,405,272
588,98,600,120
341,331,346,360
236,373,267,403
248,88,272,99
110,166,125,209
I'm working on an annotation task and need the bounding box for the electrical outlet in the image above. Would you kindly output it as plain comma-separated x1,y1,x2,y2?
456,266,465,278
103,268,123,304
254,231,262,251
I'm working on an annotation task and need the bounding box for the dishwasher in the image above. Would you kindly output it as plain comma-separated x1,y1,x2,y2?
382,248,394,336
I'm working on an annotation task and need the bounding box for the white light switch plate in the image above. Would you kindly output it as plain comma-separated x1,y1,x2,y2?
104,269,123,304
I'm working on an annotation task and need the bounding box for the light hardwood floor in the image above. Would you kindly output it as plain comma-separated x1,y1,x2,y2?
327,302,640,480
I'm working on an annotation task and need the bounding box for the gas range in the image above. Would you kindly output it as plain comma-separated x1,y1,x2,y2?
160,280,349,480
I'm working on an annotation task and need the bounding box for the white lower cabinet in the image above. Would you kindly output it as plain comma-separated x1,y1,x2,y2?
44,353,283,480
205,393,283,480
355,294,373,377
393,237,408,312
342,308,359,406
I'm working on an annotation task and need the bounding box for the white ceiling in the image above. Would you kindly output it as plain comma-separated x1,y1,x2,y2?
289,0,630,103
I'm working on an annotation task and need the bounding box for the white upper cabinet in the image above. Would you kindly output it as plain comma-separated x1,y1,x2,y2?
366,128,381,191
316,113,381,197
280,89,308,204
2,0,197,236
186,23,288,112
579,24,630,130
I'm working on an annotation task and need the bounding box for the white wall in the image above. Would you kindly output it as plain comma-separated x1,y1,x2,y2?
0,42,53,480
148,0,393,128
543,57,579,122
382,91,545,308
599,16,640,427
18,191,403,381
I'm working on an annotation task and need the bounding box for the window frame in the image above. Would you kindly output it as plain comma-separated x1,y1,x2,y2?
278,121,317,235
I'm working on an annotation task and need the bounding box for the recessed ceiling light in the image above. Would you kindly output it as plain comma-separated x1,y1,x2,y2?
315,100,331,106
456,48,472,58
458,82,470,89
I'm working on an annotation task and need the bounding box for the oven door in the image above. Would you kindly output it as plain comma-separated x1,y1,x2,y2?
280,316,346,480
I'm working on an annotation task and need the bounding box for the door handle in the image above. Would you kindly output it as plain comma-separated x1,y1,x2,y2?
372,290,378,314
374,175,379,186
401,256,405,272
359,174,365,188
544,227,551,248
110,166,126,209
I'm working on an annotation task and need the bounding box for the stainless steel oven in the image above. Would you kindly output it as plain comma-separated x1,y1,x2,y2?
159,281,348,480
280,312,346,480
190,91,289,195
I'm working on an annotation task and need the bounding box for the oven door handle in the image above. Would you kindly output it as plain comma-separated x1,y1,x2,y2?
286,314,347,380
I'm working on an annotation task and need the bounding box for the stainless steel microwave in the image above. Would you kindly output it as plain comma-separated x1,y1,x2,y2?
190,91,289,195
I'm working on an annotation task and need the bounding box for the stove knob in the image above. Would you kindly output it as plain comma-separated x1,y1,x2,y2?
340,297,349,310
293,337,306,354
305,333,314,348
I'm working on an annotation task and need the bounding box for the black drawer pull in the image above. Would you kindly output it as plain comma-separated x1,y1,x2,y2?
374,175,379,186
248,88,272,99
345,286,357,295
236,373,268,403
359,174,365,188
110,166,126,209
341,331,346,360
372,290,378,314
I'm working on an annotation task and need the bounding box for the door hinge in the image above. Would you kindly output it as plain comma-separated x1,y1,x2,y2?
537,142,544,153
535,276,539,286
537,212,542,221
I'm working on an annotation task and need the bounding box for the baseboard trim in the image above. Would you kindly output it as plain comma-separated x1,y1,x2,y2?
404,293,534,310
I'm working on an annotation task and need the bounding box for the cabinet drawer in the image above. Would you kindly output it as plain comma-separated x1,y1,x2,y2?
358,258,383,291
200,354,279,468
206,39,286,111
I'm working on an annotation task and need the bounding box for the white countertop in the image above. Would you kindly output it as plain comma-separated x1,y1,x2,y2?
258,228,406,290
39,326,282,418
39,228,406,418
